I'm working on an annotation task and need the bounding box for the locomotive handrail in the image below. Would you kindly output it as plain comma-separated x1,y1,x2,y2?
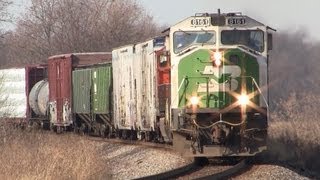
241,76,269,109
172,76,187,106
245,76,270,119
252,78,269,108
177,77,187,92
192,118,246,129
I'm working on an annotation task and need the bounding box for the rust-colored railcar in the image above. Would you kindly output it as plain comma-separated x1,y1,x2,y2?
47,53,111,132
48,55,73,131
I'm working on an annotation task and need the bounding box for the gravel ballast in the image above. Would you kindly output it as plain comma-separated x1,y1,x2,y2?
100,143,191,179
96,142,312,179
233,164,310,180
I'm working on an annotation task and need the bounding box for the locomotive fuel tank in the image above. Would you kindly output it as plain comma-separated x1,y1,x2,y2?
29,80,49,116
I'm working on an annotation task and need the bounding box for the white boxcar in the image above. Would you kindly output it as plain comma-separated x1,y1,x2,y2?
0,68,26,118
112,39,163,132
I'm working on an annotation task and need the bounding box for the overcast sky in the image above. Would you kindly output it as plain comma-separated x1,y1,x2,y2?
7,0,320,40
139,0,320,40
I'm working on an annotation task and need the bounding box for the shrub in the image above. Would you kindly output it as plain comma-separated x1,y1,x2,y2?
0,124,107,179
268,93,320,175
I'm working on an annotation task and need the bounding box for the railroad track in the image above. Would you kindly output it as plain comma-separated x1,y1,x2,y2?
195,158,251,180
135,158,200,180
87,136,173,151
135,157,251,180
87,136,252,180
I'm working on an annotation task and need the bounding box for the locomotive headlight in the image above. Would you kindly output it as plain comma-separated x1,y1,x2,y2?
238,94,249,105
214,52,222,67
190,96,200,106
214,52,222,61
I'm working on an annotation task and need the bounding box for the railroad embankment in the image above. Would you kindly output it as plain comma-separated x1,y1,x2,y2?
268,93,320,177
0,127,107,179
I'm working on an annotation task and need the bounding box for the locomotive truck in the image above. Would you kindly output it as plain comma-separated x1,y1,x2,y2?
24,11,274,157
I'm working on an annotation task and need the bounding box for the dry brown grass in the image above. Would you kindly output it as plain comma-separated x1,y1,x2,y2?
0,124,108,180
268,93,320,174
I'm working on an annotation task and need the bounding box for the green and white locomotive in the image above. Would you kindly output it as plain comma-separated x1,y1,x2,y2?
112,11,274,157
168,11,274,157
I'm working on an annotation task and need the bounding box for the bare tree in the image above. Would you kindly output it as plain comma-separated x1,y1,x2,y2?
0,0,12,68
269,29,320,109
6,0,161,65
0,0,11,25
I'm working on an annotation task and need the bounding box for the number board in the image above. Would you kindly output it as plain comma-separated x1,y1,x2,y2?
227,18,246,25
190,17,210,27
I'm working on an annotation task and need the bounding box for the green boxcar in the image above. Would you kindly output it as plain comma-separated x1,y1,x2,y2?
92,65,112,114
72,69,92,114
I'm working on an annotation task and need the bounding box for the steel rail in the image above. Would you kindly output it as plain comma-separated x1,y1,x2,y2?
135,157,251,180
87,136,173,151
195,158,251,180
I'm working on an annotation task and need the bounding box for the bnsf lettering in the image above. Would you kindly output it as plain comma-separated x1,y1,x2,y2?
191,18,209,26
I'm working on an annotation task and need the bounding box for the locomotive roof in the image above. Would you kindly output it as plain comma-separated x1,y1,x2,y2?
167,12,276,32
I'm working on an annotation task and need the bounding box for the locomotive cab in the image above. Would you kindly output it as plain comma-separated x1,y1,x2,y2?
168,11,274,157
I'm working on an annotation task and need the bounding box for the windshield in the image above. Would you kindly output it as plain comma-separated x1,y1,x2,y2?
221,30,264,52
173,31,216,53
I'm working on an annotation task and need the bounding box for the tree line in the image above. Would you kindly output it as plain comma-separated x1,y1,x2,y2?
0,0,161,66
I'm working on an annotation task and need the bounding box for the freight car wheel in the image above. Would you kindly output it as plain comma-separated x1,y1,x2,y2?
100,126,106,138
130,130,137,140
108,127,113,138
74,126,79,134
26,121,33,132
79,124,86,136
41,121,50,130
57,126,63,134
145,131,151,142
121,130,128,139
137,130,142,140
50,124,55,132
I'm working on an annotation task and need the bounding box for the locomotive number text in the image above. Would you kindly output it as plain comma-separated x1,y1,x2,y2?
228,18,246,25
191,18,209,27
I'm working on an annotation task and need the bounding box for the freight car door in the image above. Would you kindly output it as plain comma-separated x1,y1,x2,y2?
48,57,72,126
